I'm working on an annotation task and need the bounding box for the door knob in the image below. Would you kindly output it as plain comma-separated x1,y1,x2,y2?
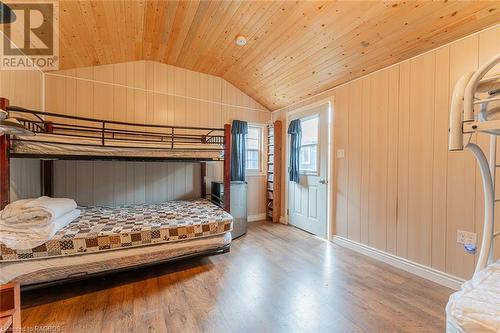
319,179,328,184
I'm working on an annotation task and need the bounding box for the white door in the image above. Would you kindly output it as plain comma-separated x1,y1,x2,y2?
288,104,329,238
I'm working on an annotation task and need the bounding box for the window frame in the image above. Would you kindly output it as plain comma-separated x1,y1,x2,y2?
245,123,266,176
301,144,311,165
299,115,319,176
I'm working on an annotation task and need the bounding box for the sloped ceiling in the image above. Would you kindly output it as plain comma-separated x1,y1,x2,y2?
6,1,500,110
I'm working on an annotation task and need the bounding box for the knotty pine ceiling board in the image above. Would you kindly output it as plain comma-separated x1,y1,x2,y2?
3,0,498,110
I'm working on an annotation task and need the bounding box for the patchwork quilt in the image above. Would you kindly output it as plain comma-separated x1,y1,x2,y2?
0,199,232,261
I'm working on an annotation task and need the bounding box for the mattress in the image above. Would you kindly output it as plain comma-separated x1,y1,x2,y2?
446,260,500,333
0,232,231,286
11,133,223,160
0,199,232,261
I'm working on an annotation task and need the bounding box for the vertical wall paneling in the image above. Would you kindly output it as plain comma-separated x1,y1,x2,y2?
396,61,411,258
368,70,388,251
0,67,43,200
360,77,372,245
9,158,40,201
112,62,129,206
2,60,269,217
446,35,479,278
38,61,270,217
333,85,349,237
407,52,435,266
386,66,400,255
347,80,363,242
432,47,450,272
93,65,115,206
274,26,500,280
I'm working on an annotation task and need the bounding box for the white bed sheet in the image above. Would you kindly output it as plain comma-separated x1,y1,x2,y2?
0,232,231,286
12,133,223,159
446,260,500,333
0,208,80,250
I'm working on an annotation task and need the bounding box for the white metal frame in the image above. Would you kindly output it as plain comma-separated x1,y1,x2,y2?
449,53,500,276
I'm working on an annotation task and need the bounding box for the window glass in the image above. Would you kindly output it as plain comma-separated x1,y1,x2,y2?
246,126,262,171
300,116,318,173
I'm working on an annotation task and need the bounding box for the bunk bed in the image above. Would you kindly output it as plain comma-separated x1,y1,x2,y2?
447,53,500,333
0,97,234,290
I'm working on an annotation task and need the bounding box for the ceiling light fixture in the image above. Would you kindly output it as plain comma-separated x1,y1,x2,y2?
0,2,16,24
0,109,35,136
235,35,247,47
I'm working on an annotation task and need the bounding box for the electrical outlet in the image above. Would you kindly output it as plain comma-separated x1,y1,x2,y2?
457,230,477,245
336,149,345,158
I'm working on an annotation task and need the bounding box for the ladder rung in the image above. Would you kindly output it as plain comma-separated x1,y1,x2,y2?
474,95,500,105
478,73,500,86
494,199,500,202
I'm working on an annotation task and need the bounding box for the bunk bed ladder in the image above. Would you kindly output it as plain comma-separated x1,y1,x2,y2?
491,134,500,267
457,53,500,276
468,134,498,276
489,135,497,267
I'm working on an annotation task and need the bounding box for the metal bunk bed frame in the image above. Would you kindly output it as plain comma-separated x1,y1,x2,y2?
0,96,233,214
449,53,500,276
0,96,234,289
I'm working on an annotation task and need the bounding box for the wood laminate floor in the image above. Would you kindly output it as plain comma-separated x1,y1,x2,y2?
21,221,453,333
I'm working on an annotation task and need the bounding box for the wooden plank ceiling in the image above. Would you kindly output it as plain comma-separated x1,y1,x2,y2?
37,1,500,109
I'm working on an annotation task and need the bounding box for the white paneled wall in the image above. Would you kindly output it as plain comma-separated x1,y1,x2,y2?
46,61,270,216
0,68,43,201
1,61,270,217
274,25,500,280
54,161,201,206
10,159,41,201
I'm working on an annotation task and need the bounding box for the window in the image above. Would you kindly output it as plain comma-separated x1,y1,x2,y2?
246,125,263,172
300,116,318,174
301,144,311,164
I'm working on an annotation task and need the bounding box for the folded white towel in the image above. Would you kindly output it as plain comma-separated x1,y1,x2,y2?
0,196,77,226
0,209,81,250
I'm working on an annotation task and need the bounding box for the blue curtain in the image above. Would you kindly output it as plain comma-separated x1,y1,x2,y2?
231,120,248,181
288,119,301,183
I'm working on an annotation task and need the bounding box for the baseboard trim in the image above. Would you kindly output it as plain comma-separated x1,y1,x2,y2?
279,215,288,224
248,214,267,222
332,236,465,290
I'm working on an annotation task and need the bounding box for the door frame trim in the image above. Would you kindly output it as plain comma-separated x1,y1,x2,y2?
284,97,334,240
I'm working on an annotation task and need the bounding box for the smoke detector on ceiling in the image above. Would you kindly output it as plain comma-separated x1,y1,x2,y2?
235,36,247,46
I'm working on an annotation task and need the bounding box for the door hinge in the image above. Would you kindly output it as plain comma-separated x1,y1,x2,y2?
287,208,289,216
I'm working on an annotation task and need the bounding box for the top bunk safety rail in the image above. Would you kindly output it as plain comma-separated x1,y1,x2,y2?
6,106,226,150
